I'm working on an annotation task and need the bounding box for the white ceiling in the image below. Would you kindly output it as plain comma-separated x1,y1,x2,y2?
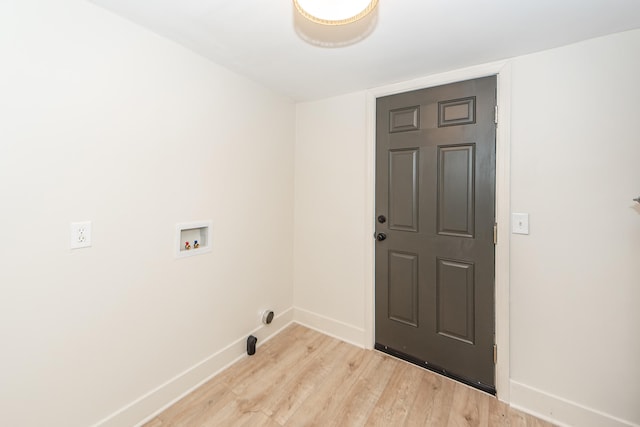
90,0,640,101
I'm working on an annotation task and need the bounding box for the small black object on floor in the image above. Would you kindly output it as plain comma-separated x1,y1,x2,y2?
247,335,258,355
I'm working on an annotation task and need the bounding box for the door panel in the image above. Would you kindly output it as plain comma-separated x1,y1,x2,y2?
390,106,420,132
389,149,419,232
375,76,496,393
438,96,476,127
436,258,475,344
388,251,419,327
437,144,475,237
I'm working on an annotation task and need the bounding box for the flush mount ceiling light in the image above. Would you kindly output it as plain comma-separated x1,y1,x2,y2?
293,0,379,25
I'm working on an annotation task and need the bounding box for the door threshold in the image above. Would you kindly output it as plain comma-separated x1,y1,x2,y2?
374,343,496,396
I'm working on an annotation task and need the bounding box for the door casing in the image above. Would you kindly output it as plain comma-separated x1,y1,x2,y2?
364,60,512,402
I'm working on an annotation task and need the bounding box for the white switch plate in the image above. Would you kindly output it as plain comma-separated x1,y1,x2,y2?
512,213,529,235
70,221,92,249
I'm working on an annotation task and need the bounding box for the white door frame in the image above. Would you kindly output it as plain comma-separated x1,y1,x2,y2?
363,60,512,402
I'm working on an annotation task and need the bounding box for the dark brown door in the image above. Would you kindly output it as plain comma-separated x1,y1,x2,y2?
375,76,496,393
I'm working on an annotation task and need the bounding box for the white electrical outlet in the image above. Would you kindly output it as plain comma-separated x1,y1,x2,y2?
70,221,92,249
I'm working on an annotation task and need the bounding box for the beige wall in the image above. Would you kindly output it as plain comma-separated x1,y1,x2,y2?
294,92,369,345
294,30,640,427
508,29,640,426
0,1,295,426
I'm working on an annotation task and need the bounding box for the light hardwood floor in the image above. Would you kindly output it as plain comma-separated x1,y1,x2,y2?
144,324,553,426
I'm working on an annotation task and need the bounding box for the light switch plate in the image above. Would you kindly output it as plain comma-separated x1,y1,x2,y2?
512,213,529,235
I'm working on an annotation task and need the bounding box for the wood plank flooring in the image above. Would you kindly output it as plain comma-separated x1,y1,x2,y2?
144,324,553,427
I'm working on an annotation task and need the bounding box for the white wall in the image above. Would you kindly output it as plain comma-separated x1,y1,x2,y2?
293,92,369,345
508,29,640,426
294,30,640,427
0,1,295,426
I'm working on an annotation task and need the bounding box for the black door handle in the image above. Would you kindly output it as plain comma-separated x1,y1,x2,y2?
376,233,387,241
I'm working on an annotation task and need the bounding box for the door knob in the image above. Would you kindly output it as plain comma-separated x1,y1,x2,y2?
377,215,387,224
376,233,387,241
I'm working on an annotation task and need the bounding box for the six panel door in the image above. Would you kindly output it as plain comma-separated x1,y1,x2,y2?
375,76,497,393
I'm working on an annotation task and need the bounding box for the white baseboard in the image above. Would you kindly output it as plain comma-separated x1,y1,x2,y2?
92,307,294,427
91,310,640,427
510,380,639,427
292,307,366,348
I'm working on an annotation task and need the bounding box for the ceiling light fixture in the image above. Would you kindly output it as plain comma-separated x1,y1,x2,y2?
293,0,379,26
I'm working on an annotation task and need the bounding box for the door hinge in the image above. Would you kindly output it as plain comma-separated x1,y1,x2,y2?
493,344,497,364
493,223,497,245
494,105,498,125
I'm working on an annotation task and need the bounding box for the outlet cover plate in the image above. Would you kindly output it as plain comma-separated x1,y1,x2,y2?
70,221,92,249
